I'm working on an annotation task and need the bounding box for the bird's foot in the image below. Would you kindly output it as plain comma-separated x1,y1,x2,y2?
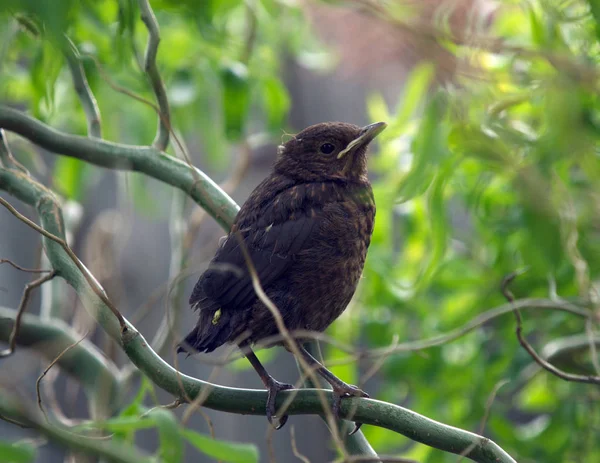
331,383,369,435
265,378,294,430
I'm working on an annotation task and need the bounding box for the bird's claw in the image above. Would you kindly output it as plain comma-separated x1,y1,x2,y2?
331,383,369,434
266,379,294,430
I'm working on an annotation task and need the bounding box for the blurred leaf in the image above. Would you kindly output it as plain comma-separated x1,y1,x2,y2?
149,409,184,463
397,91,448,202
30,40,64,118
228,348,275,371
182,429,259,463
261,76,290,132
0,442,37,463
388,62,435,138
220,61,250,141
77,416,156,432
53,157,86,200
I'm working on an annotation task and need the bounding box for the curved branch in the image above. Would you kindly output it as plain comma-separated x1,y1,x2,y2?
0,166,515,463
0,392,151,463
138,0,170,150
63,38,102,138
0,307,121,417
0,105,238,229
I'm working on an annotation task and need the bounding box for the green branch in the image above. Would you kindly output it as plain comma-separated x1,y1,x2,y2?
0,392,152,463
0,105,238,229
0,307,121,417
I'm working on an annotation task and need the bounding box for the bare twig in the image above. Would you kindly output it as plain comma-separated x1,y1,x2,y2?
0,258,51,274
137,0,170,151
290,425,311,463
501,272,600,385
141,398,183,417
36,330,89,422
0,196,126,329
585,318,600,376
360,334,399,386
457,379,509,462
0,270,56,357
63,37,102,138
0,412,31,428
0,129,28,173
251,297,591,359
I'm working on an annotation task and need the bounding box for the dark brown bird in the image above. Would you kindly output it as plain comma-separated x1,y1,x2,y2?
179,121,386,429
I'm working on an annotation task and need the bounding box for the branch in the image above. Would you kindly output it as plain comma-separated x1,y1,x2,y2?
137,0,170,150
0,391,151,463
0,270,56,357
63,37,102,138
0,105,238,229
0,195,126,329
0,146,515,463
0,307,121,417
502,273,600,385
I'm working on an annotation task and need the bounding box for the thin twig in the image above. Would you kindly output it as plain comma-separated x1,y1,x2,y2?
457,379,509,462
0,271,56,357
501,272,600,385
0,258,51,273
251,297,591,359
141,398,183,417
0,129,28,173
63,37,102,138
290,425,311,463
36,330,89,422
0,412,31,428
0,196,126,329
137,0,170,151
360,334,399,386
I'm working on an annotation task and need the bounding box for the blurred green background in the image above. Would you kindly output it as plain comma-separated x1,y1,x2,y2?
1,0,600,462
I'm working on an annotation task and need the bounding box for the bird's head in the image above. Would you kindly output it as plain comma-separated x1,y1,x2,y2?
274,121,387,182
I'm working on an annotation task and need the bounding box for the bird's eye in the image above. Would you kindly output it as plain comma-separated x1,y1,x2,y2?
319,143,335,155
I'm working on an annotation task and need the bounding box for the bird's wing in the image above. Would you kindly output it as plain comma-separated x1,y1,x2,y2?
189,209,317,311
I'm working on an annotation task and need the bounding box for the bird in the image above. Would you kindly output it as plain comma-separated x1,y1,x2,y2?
179,121,386,430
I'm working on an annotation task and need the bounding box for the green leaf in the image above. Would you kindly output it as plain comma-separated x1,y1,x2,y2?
76,415,157,433
397,91,448,202
0,442,37,463
53,157,86,200
389,62,434,137
228,348,275,371
29,40,64,118
149,409,184,463
220,61,250,141
261,76,290,132
182,429,259,463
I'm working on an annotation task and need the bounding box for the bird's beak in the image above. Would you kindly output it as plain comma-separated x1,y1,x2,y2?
337,122,387,159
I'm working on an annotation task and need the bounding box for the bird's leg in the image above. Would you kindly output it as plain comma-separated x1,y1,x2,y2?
240,342,294,429
295,344,368,434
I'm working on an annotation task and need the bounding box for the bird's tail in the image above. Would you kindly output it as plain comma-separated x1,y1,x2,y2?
177,303,235,354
